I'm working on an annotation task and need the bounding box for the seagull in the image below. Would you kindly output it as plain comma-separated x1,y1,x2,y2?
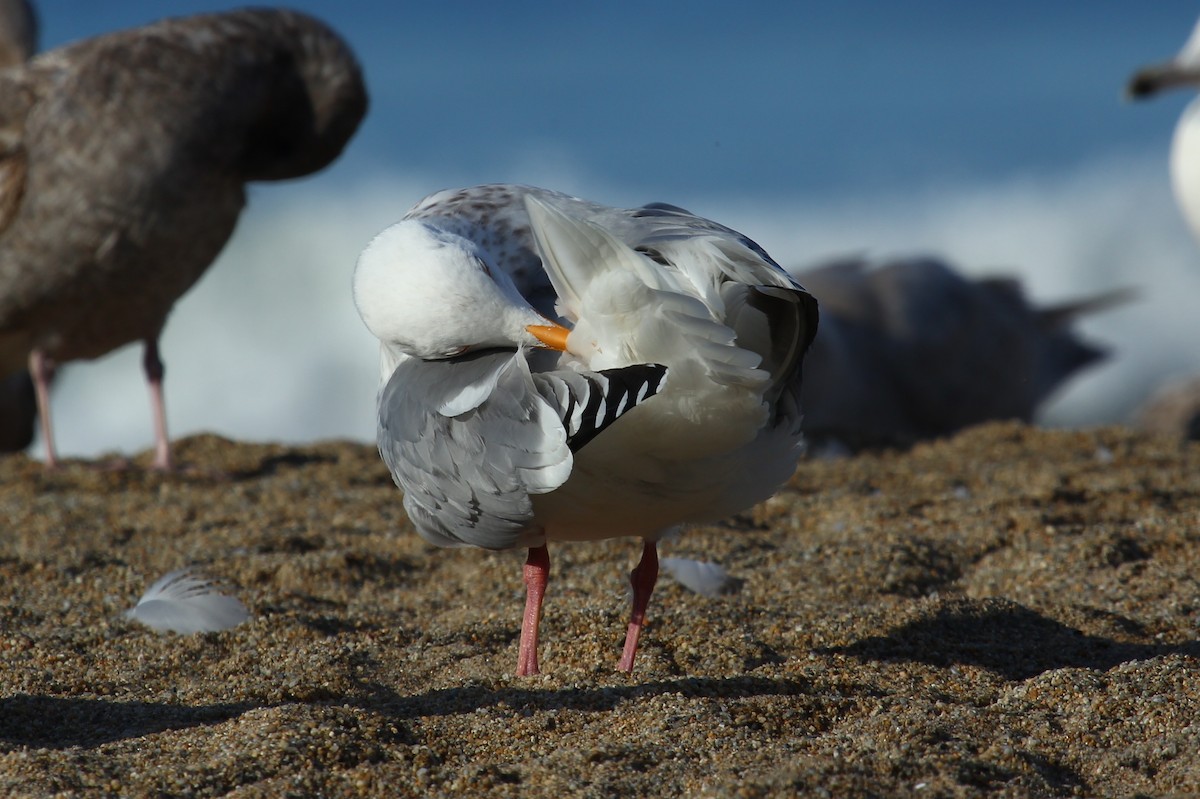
353,184,819,675
0,8,367,469
1128,15,1200,245
795,256,1128,449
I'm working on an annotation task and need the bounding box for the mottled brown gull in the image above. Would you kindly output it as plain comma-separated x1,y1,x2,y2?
354,184,819,675
0,7,367,468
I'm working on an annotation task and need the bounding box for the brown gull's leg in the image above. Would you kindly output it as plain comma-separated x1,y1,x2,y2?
517,544,550,676
28,349,58,468
143,338,172,471
618,539,659,673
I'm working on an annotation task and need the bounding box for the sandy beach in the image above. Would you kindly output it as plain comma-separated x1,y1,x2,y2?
0,422,1198,797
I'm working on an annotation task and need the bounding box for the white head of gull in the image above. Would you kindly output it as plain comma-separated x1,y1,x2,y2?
355,220,569,366
354,184,819,675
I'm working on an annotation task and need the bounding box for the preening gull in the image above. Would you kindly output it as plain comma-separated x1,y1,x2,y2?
796,256,1127,449
1128,15,1200,245
354,184,819,675
0,8,367,469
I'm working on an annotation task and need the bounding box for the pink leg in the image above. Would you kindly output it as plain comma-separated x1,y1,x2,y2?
517,544,550,676
618,540,659,673
27,349,58,468
143,339,172,471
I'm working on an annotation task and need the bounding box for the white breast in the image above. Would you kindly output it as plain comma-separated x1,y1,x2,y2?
1170,98,1200,245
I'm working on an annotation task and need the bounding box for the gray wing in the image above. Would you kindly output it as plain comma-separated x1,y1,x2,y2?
379,350,567,550
378,349,668,550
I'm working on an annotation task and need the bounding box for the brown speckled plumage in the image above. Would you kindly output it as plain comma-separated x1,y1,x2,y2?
0,8,367,466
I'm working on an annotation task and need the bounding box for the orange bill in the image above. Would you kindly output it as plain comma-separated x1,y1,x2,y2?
526,323,571,352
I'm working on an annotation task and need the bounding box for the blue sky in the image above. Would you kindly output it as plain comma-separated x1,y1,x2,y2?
31,2,1200,455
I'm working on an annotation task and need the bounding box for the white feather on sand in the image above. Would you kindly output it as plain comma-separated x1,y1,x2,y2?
660,557,737,598
126,568,249,634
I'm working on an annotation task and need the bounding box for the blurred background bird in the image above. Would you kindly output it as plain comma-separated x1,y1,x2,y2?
0,5,366,468
796,257,1130,451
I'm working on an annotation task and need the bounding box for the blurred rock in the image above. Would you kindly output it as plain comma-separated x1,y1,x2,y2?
1133,374,1200,440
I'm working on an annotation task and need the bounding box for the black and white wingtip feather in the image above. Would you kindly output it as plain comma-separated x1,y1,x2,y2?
126,568,250,634
535,363,668,453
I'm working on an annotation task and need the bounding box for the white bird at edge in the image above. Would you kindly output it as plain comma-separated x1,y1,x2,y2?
1128,15,1200,246
353,184,819,676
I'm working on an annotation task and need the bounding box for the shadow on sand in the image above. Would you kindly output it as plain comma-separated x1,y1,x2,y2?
0,695,256,749
821,596,1200,680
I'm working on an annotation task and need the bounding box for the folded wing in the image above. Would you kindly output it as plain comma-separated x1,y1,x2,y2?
378,349,667,549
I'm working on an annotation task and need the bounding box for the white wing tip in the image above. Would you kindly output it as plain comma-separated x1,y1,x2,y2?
126,568,250,634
